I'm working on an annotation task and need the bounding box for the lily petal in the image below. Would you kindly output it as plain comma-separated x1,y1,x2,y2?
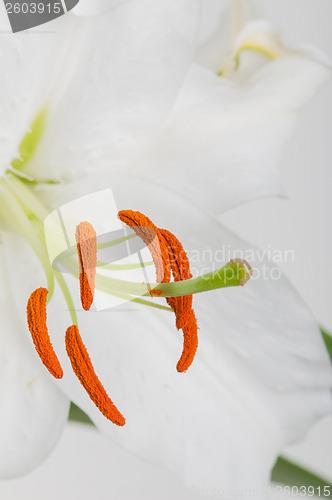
72,0,130,16
133,52,330,214
0,5,72,176
12,174,331,493
196,0,258,73
23,0,200,181
0,247,69,479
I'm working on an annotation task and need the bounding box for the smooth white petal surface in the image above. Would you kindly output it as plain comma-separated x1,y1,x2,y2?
196,0,258,72
7,174,330,495
233,20,287,57
195,0,230,72
0,247,69,479
73,0,129,16
0,5,72,176
24,0,200,181
133,53,330,215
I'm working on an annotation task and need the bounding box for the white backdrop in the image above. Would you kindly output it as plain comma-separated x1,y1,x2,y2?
0,1,331,499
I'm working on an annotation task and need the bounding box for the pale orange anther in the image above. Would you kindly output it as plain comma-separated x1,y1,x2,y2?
75,221,97,311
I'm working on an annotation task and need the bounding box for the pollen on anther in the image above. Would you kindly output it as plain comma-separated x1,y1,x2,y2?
26,287,63,379
159,228,198,372
160,228,193,330
119,210,199,373
118,210,170,284
65,325,125,426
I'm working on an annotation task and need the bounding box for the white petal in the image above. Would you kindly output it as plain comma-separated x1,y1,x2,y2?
133,53,330,214
233,20,287,56
27,174,332,493
196,0,259,73
0,5,73,176
0,246,69,479
24,0,200,181
196,0,230,72
72,0,129,16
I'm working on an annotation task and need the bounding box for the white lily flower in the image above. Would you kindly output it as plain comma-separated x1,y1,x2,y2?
0,0,331,496
0,0,200,477
3,173,332,498
133,10,331,214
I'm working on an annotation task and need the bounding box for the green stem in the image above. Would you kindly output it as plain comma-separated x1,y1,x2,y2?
0,181,54,300
69,402,93,425
95,259,251,298
54,271,78,326
272,457,332,495
321,328,332,363
4,173,48,220
93,285,173,312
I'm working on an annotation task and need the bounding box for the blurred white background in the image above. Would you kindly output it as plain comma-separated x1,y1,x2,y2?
0,1,331,499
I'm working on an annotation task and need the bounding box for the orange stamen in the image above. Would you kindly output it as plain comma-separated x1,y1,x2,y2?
26,287,63,379
118,210,170,283
160,228,193,329
176,310,199,373
119,210,199,372
65,325,125,426
160,228,198,372
75,221,97,311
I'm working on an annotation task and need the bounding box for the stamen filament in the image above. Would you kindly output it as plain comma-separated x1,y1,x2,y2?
54,271,78,326
52,233,138,268
26,288,63,379
97,232,136,250
96,260,154,271
65,325,125,426
0,181,54,301
93,285,173,312
3,173,48,220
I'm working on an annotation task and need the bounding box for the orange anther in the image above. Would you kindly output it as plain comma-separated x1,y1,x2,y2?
119,211,199,372
118,210,170,283
26,288,63,379
65,325,125,426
